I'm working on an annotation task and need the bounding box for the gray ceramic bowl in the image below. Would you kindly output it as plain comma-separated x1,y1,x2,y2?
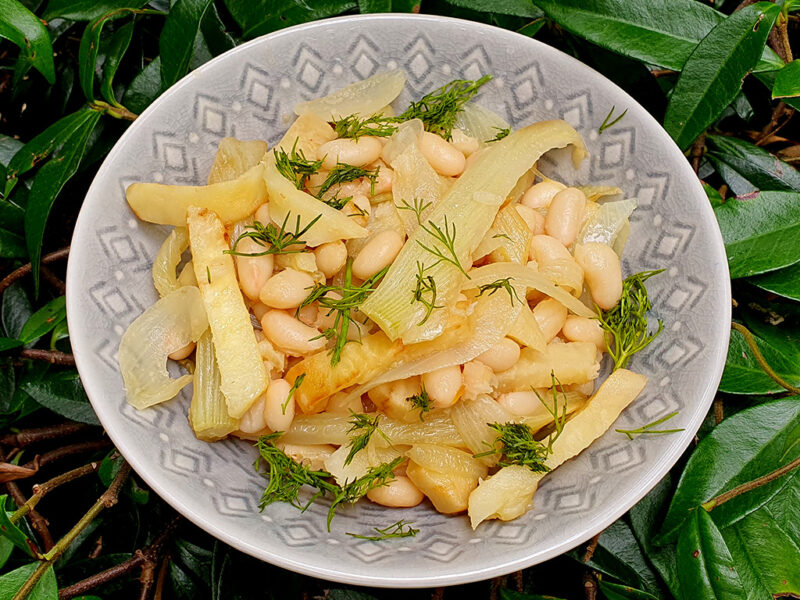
66,14,731,588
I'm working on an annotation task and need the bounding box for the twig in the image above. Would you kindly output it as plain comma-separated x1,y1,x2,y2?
650,69,676,78
40,266,66,295
583,571,598,600
0,422,92,447
713,397,724,424
13,462,131,600
511,570,524,592
583,532,602,562
702,455,800,511
5,481,52,553
489,576,508,600
690,133,706,174
731,322,800,394
0,247,70,295
152,555,169,600
19,348,76,366
431,588,445,600
11,462,99,524
58,516,181,600
23,439,112,470
755,102,794,146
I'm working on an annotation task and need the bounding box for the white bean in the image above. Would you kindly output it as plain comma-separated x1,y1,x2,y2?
254,202,270,225
235,237,274,301
533,298,568,342
318,137,383,169
251,302,269,321
263,378,295,432
475,337,521,373
314,241,348,279
514,204,545,236
366,475,424,507
239,396,267,434
497,391,543,417
461,360,495,400
370,160,394,195
259,268,314,309
352,229,404,280
544,187,586,247
450,128,479,156
422,365,463,408
419,131,466,177
574,243,623,310
260,310,326,356
562,315,606,351
168,342,195,361
296,303,318,327
521,180,566,209
530,234,572,265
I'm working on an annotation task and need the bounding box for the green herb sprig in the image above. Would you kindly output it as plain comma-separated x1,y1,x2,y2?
597,270,664,370
344,412,392,466
486,127,511,143
398,198,470,278
227,213,321,257
599,105,628,135
616,411,684,440
477,277,522,305
399,75,492,139
327,457,405,529
274,139,323,189
412,261,443,326
317,163,379,199
332,113,399,140
408,387,432,420
282,374,305,415
346,520,419,541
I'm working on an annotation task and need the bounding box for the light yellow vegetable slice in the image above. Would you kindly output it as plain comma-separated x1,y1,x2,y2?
294,69,406,121
325,439,402,486
361,120,587,342
407,461,478,514
468,368,648,528
488,205,532,265
495,342,600,392
448,394,515,466
507,301,546,352
577,185,623,202
120,286,208,409
522,390,587,433
126,163,267,226
152,227,188,297
208,137,268,184
188,330,238,441
188,207,268,418
278,112,337,155
454,102,511,147
406,444,488,480
177,261,197,287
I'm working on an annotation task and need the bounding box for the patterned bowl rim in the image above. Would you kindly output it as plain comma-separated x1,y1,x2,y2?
67,13,732,587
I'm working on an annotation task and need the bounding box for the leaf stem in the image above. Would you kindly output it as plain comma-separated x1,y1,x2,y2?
10,462,99,524
731,322,800,394
90,100,137,121
701,454,800,511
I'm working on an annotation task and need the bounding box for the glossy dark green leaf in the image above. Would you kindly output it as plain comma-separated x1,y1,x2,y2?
0,135,24,179
123,55,161,113
18,295,66,344
750,262,800,302
2,283,32,339
199,2,236,56
443,0,542,18
25,109,101,293
597,580,657,600
663,4,780,151
359,0,418,11
211,540,232,600
100,20,135,106
168,558,208,600
0,365,14,413
237,0,357,39
0,495,34,556
43,0,148,21
0,562,57,600
174,538,212,586
0,537,12,569
720,326,800,394
755,68,800,111
714,191,800,278
48,317,69,350
677,510,743,600
500,592,567,600
20,371,101,425
706,134,800,195
0,227,26,258
159,0,214,90
0,338,24,352
0,0,56,84
658,398,800,543
773,59,800,99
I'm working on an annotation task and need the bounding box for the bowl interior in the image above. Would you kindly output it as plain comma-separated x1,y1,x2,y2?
66,14,731,588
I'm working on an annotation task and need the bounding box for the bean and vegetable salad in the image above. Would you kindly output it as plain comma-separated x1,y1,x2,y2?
120,70,661,531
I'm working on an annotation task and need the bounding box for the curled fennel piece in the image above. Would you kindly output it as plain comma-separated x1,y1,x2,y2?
119,286,208,409
360,119,587,343
294,69,406,121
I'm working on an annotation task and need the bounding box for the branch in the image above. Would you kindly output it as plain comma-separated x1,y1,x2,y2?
10,462,99,524
0,422,93,447
18,349,76,366
12,462,131,600
23,439,112,470
5,481,52,553
702,455,800,511
731,322,800,394
0,247,70,295
39,266,66,296
690,133,706,174
583,532,602,562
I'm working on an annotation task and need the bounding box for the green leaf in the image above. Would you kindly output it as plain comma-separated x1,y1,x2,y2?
663,3,780,151
0,134,24,171
43,0,148,21
706,134,800,195
2,283,32,339
750,262,800,302
0,338,24,352
122,55,161,114
713,191,800,278
199,2,235,56
443,0,542,18
100,20,134,106
48,317,69,350
18,295,66,344
773,59,800,99
359,0,420,11
677,510,743,600
25,109,101,293
597,580,657,600
0,227,26,258
0,495,34,557
229,0,357,39
0,537,13,569
0,0,56,84
326,591,380,600
159,0,214,90
0,562,57,600
20,371,101,425
658,398,800,543
721,326,800,394
499,591,567,600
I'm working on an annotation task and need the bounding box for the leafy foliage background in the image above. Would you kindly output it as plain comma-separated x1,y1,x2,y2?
0,0,799,599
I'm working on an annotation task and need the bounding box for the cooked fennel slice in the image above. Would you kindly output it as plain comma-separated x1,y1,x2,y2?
454,102,511,145
449,394,515,467
189,330,238,441
495,342,599,392
406,444,488,479
126,163,267,226
152,227,188,298
208,137,268,184
188,207,268,418
464,262,594,318
120,286,208,410
361,120,587,343
507,301,546,352
577,185,623,202
488,204,532,265
277,112,336,155
577,198,637,247
294,69,406,121
468,368,648,528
